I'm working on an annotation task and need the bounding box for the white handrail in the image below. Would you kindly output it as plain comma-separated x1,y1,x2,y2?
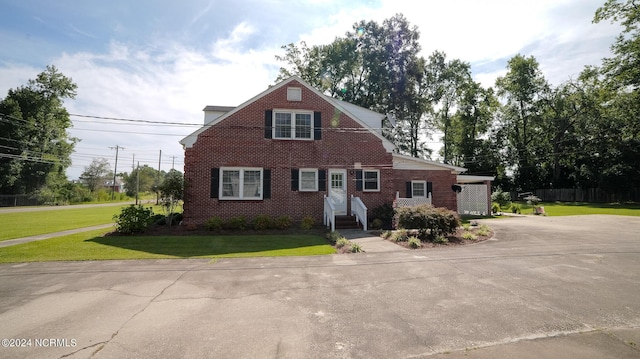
350,195,368,231
323,195,336,232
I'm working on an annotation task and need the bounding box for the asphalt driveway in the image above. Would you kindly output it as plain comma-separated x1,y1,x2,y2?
0,215,639,358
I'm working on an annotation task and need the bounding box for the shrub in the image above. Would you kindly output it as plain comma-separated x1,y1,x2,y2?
224,216,247,230
113,205,154,234
492,202,501,214
252,214,274,230
511,203,521,214
462,232,478,241
274,215,292,230
380,230,393,240
407,236,422,249
326,231,342,245
336,237,350,249
391,229,409,242
370,202,395,229
477,227,491,236
491,190,511,211
350,243,363,253
204,216,223,231
462,223,472,231
300,215,315,230
370,218,384,230
433,235,449,244
394,205,460,240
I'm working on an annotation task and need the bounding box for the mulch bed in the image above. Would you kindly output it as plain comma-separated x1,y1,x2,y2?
379,226,494,249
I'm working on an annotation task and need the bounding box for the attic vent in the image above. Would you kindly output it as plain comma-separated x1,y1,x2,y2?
287,87,302,101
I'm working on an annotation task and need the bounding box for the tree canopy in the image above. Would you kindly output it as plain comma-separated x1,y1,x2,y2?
0,65,77,195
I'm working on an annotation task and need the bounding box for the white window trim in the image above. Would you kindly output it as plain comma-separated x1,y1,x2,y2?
273,109,314,140
299,168,318,192
219,167,263,200
363,169,380,192
411,180,427,198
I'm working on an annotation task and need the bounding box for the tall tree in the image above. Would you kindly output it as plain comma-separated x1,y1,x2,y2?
276,14,436,158
121,165,164,198
80,158,111,193
0,65,77,195
495,55,550,191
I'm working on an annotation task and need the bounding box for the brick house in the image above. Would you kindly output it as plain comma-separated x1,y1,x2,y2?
180,76,488,229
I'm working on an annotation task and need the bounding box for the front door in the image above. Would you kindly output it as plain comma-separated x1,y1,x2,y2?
328,169,347,214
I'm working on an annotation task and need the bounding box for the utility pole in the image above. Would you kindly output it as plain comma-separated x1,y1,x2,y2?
109,145,124,200
156,150,162,205
132,154,135,170
172,156,175,170
136,161,140,205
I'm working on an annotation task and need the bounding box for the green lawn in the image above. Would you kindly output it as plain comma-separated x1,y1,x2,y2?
517,202,640,217
0,204,165,241
0,229,336,263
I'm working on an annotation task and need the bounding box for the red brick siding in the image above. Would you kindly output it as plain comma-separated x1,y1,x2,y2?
183,81,396,225
393,169,458,211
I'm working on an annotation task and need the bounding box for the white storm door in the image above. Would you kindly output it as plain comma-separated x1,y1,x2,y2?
328,169,347,214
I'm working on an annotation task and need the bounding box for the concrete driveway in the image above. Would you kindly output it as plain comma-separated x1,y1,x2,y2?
0,215,639,358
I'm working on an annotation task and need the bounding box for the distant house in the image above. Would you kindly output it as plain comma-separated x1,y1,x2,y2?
103,178,124,193
180,76,492,229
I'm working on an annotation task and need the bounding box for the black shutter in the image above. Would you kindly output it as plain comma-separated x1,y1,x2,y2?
406,181,412,198
264,110,273,139
427,181,433,197
318,170,326,191
355,170,363,191
263,169,271,199
313,111,322,140
291,169,299,191
211,168,219,198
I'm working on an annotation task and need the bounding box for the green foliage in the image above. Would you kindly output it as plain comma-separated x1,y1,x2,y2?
462,232,477,241
204,216,223,231
0,65,77,195
380,230,393,240
511,203,522,214
370,202,395,229
491,190,512,211
113,205,154,234
300,215,315,230
158,169,184,227
433,235,449,244
80,158,111,193
274,215,292,230
394,205,460,240
326,231,342,245
391,229,409,242
370,218,384,230
252,214,274,230
407,236,422,249
335,237,350,249
477,226,491,237
224,216,247,231
122,165,165,198
350,242,363,253
462,223,472,231
492,202,501,214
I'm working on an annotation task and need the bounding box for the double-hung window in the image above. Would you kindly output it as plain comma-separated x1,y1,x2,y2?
411,180,427,198
274,110,313,140
299,169,318,192
363,170,380,192
220,168,263,200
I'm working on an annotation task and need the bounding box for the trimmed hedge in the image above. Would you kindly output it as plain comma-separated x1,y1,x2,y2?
394,204,460,240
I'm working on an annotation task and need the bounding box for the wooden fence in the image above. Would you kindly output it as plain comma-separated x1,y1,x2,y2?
510,188,640,203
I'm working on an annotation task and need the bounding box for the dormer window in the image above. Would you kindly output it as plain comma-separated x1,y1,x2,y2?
287,87,302,101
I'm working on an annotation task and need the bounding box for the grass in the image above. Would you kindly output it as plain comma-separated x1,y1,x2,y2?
0,229,336,263
517,202,640,217
0,204,167,241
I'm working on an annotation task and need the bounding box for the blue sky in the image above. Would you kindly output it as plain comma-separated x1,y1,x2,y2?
0,0,621,179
